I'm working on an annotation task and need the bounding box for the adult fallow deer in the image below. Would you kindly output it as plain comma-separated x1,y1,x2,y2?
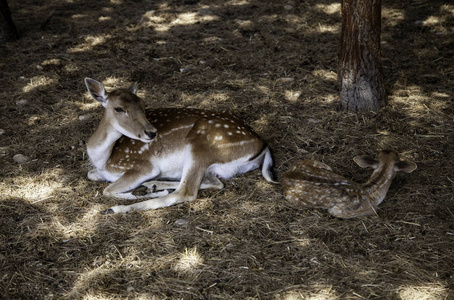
283,150,417,218
84,78,275,213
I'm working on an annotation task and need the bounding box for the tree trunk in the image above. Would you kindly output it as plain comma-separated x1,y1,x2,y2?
0,0,18,43
338,0,385,111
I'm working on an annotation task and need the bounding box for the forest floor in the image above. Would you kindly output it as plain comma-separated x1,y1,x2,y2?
1,0,453,299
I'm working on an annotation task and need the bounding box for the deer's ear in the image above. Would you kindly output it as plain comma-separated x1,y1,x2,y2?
85,78,108,106
394,160,417,173
128,83,138,95
353,155,379,169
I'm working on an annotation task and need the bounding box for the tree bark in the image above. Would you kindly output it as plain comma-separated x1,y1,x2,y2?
338,0,386,111
0,0,18,43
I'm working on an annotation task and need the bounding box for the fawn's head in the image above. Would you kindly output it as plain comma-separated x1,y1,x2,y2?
353,150,417,174
85,78,157,142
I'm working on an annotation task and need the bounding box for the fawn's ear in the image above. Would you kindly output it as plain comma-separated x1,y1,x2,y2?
85,78,108,106
353,155,379,169
128,82,138,95
394,160,417,173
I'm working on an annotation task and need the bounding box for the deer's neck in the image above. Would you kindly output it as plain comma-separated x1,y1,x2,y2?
87,117,123,170
362,165,396,206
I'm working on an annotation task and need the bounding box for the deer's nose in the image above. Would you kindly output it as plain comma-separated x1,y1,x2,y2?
145,130,156,139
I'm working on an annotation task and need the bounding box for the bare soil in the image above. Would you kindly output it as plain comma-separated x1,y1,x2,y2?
1,0,453,299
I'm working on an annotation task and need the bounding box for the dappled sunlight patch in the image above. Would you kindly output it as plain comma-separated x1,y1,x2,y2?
312,69,337,82
0,172,64,203
71,14,87,19
174,247,204,274
179,92,197,105
275,284,339,300
322,94,338,104
253,114,273,131
68,35,111,53
413,5,454,34
315,3,341,16
31,204,106,243
284,90,302,102
202,35,223,43
235,19,254,28
390,85,428,112
140,10,219,32
255,180,276,191
81,293,150,300
26,115,45,126
66,266,112,298
389,84,452,121
141,10,166,26
172,12,218,26
98,15,111,22
176,91,233,108
22,76,57,93
63,63,80,73
239,200,262,215
382,7,405,27
227,0,250,6
101,77,127,89
209,91,231,104
60,205,106,237
316,24,339,34
398,284,449,300
441,4,454,16
41,58,62,67
421,15,440,26
78,99,102,111
296,238,311,247
80,293,114,300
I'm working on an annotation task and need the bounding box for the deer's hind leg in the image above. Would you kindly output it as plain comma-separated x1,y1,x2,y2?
141,170,224,191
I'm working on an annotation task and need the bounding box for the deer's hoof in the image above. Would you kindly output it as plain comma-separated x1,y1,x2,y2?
102,208,115,214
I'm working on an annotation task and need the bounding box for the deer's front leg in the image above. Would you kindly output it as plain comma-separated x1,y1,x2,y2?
103,167,163,200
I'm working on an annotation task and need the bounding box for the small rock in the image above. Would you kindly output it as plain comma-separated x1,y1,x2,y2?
174,218,189,226
284,4,294,11
16,99,28,106
79,114,91,121
13,154,31,164
179,67,191,73
0,129,5,135
127,286,134,292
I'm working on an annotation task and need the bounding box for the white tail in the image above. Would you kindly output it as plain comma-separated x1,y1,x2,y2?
84,78,276,213
282,150,417,219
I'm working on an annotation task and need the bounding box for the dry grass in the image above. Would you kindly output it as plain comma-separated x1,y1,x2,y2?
1,0,453,299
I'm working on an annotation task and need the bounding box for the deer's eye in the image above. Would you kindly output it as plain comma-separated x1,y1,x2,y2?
114,107,126,113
